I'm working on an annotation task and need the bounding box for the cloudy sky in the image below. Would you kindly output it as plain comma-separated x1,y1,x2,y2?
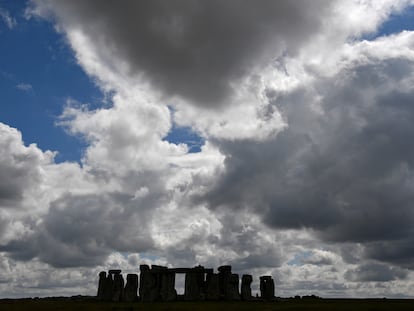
1,0,414,299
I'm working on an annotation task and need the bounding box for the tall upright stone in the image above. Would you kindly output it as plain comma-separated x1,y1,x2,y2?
184,266,205,300
124,274,139,302
205,273,220,300
260,276,275,300
241,274,253,301
97,271,107,300
227,274,240,300
218,265,231,300
151,265,170,301
139,265,149,300
112,271,124,302
140,265,158,302
103,272,114,301
160,271,177,301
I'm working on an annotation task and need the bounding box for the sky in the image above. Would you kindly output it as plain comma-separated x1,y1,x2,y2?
1,0,414,299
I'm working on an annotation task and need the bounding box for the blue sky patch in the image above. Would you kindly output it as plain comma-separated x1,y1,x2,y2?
287,251,312,266
366,5,414,40
164,125,204,153
0,1,102,163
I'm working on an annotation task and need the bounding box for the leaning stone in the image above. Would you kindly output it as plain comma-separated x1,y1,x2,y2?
241,274,253,301
123,274,139,302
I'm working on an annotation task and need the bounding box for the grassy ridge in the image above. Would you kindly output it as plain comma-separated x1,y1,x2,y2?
1,299,414,311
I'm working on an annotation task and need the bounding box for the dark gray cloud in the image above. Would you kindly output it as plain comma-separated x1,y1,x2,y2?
218,214,283,270
33,0,332,106
364,238,414,269
2,192,159,268
345,262,408,282
0,160,39,205
199,53,414,268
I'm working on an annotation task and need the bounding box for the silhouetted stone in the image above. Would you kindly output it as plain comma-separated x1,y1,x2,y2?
103,273,114,301
217,265,232,274
152,265,170,301
97,264,249,303
139,265,149,299
170,267,213,274
205,273,220,300
140,265,158,302
97,271,106,300
259,276,275,300
140,264,178,302
123,274,138,302
227,274,240,300
160,271,177,301
241,274,253,301
184,265,206,301
218,265,232,300
112,273,124,302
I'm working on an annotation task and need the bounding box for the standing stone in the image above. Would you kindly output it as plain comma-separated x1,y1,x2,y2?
260,276,275,300
241,274,253,301
103,273,114,301
140,265,158,302
151,265,169,301
160,271,177,301
184,266,205,301
205,273,220,300
124,274,139,302
218,265,231,300
139,265,149,300
227,274,240,300
112,272,124,302
97,271,106,300
184,271,200,300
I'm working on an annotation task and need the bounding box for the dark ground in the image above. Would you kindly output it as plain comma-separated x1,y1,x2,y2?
1,298,414,311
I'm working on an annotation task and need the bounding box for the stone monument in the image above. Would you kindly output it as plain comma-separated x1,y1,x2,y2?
124,274,139,302
241,274,253,301
259,275,275,300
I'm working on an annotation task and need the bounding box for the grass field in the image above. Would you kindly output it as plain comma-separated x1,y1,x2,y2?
1,299,414,311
